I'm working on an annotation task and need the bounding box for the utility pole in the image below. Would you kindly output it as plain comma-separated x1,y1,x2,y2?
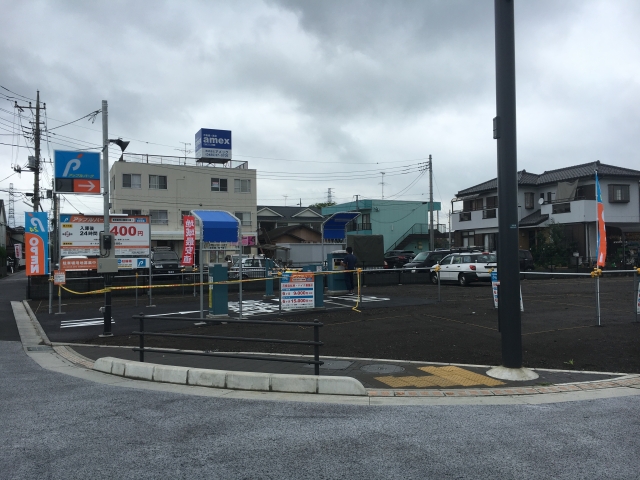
15,91,45,211
488,0,535,380
52,179,59,267
429,155,434,251
354,194,360,211
380,172,385,199
8,183,15,227
176,142,192,165
327,188,333,204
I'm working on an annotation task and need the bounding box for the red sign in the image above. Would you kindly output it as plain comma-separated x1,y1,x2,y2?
73,179,100,193
25,233,46,276
181,215,196,266
14,244,22,262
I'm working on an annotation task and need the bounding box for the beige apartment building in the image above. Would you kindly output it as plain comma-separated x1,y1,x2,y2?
110,154,257,259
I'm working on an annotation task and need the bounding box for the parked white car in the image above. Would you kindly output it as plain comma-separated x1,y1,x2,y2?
432,252,497,286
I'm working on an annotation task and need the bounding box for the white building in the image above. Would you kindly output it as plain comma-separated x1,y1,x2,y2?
110,154,257,259
451,161,640,264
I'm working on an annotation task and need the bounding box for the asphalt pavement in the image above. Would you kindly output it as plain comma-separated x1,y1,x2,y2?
4,271,640,477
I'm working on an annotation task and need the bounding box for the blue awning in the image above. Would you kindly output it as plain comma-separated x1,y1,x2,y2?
322,211,360,240
191,210,240,243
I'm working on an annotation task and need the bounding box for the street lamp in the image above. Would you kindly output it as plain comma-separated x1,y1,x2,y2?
109,138,130,161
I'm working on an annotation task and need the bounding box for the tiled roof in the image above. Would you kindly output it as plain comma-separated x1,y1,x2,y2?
519,209,549,227
257,205,323,221
456,161,640,197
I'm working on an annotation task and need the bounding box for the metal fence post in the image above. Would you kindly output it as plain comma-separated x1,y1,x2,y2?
48,275,53,314
595,274,601,326
635,270,639,323
314,319,320,376
139,314,145,362
437,269,441,303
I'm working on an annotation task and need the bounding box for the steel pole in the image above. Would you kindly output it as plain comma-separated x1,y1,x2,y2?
429,155,434,251
494,0,522,368
101,100,112,336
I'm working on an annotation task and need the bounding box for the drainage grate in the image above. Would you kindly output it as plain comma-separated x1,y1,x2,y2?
303,360,353,370
360,364,405,374
26,346,53,352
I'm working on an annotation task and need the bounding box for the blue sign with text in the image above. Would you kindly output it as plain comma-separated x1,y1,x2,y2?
195,129,232,160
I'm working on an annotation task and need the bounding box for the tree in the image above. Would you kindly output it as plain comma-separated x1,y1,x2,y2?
309,201,336,209
530,220,576,267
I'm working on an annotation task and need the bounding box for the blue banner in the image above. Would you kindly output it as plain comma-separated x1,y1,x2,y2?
25,212,49,275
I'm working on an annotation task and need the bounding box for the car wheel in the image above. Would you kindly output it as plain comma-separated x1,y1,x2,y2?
430,272,439,285
458,274,468,287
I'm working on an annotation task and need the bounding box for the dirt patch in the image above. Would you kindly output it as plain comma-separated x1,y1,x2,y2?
79,277,640,373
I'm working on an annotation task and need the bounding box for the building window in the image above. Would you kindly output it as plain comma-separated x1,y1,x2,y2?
181,210,191,224
149,175,167,190
485,196,498,209
608,184,630,203
483,209,496,219
123,173,141,189
459,212,471,222
461,231,475,247
525,192,534,209
235,211,252,226
211,178,228,192
547,192,553,203
149,210,168,224
111,176,115,192
576,184,596,200
122,209,142,215
234,179,251,193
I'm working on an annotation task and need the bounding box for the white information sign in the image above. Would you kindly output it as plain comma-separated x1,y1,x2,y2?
60,214,150,257
281,272,315,310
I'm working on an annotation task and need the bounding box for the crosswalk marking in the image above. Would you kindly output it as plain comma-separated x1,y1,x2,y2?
60,318,114,329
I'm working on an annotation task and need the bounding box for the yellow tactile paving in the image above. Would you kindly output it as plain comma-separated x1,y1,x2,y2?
418,366,505,387
374,366,505,389
374,375,458,388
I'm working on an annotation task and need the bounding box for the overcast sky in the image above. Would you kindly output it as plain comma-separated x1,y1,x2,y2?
2,0,639,226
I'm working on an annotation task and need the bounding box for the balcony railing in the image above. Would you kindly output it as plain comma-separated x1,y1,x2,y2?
482,209,496,219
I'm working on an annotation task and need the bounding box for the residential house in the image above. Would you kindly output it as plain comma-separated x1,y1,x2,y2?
257,206,324,234
452,161,640,265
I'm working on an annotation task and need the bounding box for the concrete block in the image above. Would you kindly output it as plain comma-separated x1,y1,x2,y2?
153,365,189,384
317,376,367,396
124,361,155,381
93,357,114,374
226,371,270,391
270,373,317,393
111,359,127,376
187,368,227,388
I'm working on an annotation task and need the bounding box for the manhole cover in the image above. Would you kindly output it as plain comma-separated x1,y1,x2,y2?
303,360,353,370
26,346,53,352
360,364,405,374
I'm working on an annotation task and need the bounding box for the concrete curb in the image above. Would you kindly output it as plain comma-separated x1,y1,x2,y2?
93,357,367,396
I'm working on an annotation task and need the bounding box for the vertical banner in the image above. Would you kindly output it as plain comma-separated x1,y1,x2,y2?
14,243,22,262
181,215,196,266
595,172,607,267
25,212,49,276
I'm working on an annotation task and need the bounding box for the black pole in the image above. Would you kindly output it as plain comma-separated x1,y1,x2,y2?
313,319,320,376
494,0,522,368
103,273,112,336
139,314,145,362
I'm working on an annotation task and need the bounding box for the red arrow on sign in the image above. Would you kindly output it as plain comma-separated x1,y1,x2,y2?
73,179,99,193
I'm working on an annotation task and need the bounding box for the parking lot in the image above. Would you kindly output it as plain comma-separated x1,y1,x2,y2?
28,273,640,374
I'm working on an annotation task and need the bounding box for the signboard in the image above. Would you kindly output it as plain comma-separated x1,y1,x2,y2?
490,269,523,312
54,151,101,194
181,215,196,266
116,258,150,270
281,272,315,310
195,129,232,161
25,212,49,276
14,243,22,262
242,235,257,247
60,257,98,271
53,270,66,285
60,214,150,257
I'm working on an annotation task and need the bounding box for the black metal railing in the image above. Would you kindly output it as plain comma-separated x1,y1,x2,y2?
132,314,324,375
